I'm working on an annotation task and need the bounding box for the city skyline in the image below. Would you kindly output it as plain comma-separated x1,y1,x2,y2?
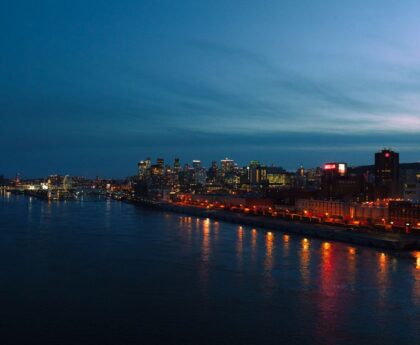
1,1,420,177
2,147,420,179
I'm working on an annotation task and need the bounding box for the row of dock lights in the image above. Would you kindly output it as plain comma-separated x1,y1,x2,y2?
204,200,415,232
182,215,420,269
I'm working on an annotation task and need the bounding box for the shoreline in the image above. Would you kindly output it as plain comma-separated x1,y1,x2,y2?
129,198,420,252
5,191,419,252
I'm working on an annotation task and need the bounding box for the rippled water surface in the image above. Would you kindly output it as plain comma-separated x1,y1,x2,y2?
0,192,419,344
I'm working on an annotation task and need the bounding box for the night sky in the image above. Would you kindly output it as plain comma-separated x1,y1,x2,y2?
1,1,419,177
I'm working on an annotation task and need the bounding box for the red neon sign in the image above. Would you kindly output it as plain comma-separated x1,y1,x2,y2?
324,164,336,170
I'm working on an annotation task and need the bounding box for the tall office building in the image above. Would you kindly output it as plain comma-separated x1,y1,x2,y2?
221,158,234,176
295,166,305,188
192,160,201,171
321,162,355,200
248,161,267,186
149,158,164,177
207,161,219,185
157,158,164,169
138,158,151,179
401,169,420,201
375,149,400,199
209,161,219,176
173,158,181,174
192,160,206,186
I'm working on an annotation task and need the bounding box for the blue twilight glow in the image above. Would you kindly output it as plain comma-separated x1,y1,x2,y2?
1,0,419,176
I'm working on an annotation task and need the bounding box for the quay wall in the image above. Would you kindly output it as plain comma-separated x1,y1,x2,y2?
132,199,419,251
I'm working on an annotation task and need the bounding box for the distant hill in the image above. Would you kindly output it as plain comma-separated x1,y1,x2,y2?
349,162,420,175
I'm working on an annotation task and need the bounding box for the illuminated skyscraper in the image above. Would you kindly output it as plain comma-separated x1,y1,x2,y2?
157,158,164,169
248,161,266,186
207,161,219,185
321,162,349,199
192,160,207,186
192,160,201,171
375,149,400,199
173,158,181,173
138,158,151,179
221,158,234,176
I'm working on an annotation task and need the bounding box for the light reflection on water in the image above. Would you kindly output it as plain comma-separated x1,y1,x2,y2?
236,226,244,268
376,252,389,304
251,228,258,260
415,252,420,270
264,232,274,272
1,194,419,345
347,246,357,287
412,252,420,306
186,207,420,343
320,242,333,296
263,231,275,299
300,238,311,288
200,218,211,288
213,220,219,240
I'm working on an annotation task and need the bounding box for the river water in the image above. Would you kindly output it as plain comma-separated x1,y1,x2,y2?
0,192,419,344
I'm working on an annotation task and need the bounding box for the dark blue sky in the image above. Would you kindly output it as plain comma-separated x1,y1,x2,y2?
1,0,419,177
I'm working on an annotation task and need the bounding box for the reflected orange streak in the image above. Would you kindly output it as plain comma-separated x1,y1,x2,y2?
302,238,309,251
264,232,274,270
237,226,244,264
413,252,420,305
415,252,420,270
321,242,332,272
379,253,387,267
283,234,290,256
300,237,310,287
376,252,389,302
251,229,257,249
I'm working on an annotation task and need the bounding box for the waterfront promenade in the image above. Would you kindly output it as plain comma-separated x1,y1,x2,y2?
131,198,420,251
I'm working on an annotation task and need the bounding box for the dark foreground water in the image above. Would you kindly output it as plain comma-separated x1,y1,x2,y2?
0,192,419,345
